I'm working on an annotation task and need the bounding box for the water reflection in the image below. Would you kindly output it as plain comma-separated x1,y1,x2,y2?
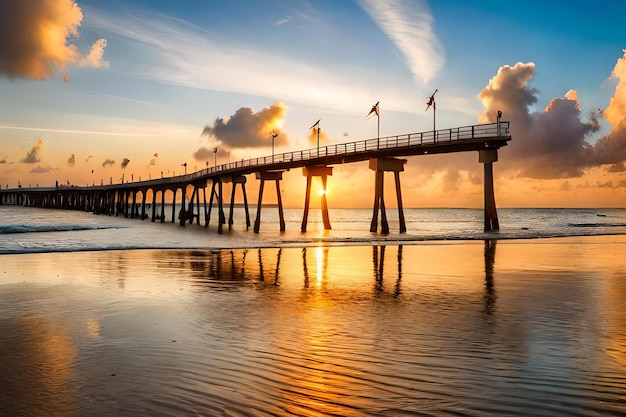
484,239,497,315
372,245,403,297
0,314,79,417
3,239,626,416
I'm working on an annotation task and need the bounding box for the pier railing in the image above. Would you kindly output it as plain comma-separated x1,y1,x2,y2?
1,121,510,191
169,121,510,185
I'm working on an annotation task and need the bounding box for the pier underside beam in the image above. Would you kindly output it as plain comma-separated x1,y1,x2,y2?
480,149,500,232
301,166,333,232
254,171,286,233
369,158,407,234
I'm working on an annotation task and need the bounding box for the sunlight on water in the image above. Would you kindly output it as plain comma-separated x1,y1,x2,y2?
1,238,625,416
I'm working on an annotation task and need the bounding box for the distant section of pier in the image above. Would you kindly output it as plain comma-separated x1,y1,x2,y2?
0,122,511,233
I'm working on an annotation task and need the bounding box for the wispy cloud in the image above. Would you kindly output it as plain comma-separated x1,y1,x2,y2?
356,0,444,84
83,7,458,116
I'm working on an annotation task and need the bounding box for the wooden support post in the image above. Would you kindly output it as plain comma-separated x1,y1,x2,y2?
203,187,208,227
370,170,380,232
242,181,251,229
141,191,147,220
162,192,167,221
179,186,186,227
171,189,177,223
301,166,333,232
321,175,331,230
369,158,406,234
218,180,225,234
275,177,286,232
206,180,217,228
254,171,285,233
195,186,200,225
394,171,406,233
379,171,389,234
254,178,265,233
228,181,236,228
151,190,156,221
222,175,247,230
187,187,197,225
301,175,312,232
480,149,500,231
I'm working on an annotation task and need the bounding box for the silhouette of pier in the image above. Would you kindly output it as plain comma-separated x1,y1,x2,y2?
0,122,511,233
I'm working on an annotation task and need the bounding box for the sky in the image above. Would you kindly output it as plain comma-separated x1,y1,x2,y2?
0,0,625,208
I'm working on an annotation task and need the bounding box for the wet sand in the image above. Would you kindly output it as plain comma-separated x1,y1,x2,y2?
1,236,625,416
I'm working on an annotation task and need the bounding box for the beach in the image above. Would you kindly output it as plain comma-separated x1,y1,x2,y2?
1,235,625,416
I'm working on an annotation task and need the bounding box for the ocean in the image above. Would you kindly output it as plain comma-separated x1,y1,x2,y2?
2,205,626,253
1,205,625,416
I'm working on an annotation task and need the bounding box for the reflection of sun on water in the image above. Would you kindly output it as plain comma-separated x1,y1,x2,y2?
316,247,324,287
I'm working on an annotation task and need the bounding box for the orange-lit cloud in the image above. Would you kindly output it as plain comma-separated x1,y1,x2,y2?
593,49,626,169
102,158,115,168
477,59,618,178
202,102,289,148
0,0,108,80
307,127,331,147
193,146,231,163
20,139,44,164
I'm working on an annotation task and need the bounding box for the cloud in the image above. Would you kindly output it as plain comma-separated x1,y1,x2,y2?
591,50,626,166
85,8,441,115
30,165,55,174
202,102,289,148
20,139,44,164
307,127,331,147
67,153,76,167
274,16,292,26
0,155,7,164
477,62,603,179
120,158,130,169
0,0,108,80
357,0,444,83
78,38,109,69
102,158,115,168
193,146,230,163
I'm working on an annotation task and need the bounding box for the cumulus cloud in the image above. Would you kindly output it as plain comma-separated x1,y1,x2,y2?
202,102,289,148
0,0,108,80
20,139,44,164
193,146,230,163
477,61,608,179
67,153,76,167
102,158,115,168
591,50,626,167
120,158,130,169
357,0,444,83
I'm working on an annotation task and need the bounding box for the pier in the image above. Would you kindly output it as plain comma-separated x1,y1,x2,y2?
0,122,511,233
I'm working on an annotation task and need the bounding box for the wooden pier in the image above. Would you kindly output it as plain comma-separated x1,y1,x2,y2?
0,122,511,233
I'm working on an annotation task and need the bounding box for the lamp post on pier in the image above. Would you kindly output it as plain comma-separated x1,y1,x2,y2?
310,119,321,157
270,131,278,163
213,147,218,168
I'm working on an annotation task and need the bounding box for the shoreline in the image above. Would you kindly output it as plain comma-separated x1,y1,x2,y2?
1,233,626,257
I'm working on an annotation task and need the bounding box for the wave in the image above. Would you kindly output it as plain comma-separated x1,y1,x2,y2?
0,224,125,234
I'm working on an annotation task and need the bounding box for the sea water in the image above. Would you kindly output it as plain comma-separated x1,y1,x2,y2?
1,205,626,254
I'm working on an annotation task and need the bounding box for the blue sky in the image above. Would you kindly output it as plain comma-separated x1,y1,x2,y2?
1,0,625,207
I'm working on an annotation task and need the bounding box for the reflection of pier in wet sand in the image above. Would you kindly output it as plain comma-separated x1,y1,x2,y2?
161,242,499,314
